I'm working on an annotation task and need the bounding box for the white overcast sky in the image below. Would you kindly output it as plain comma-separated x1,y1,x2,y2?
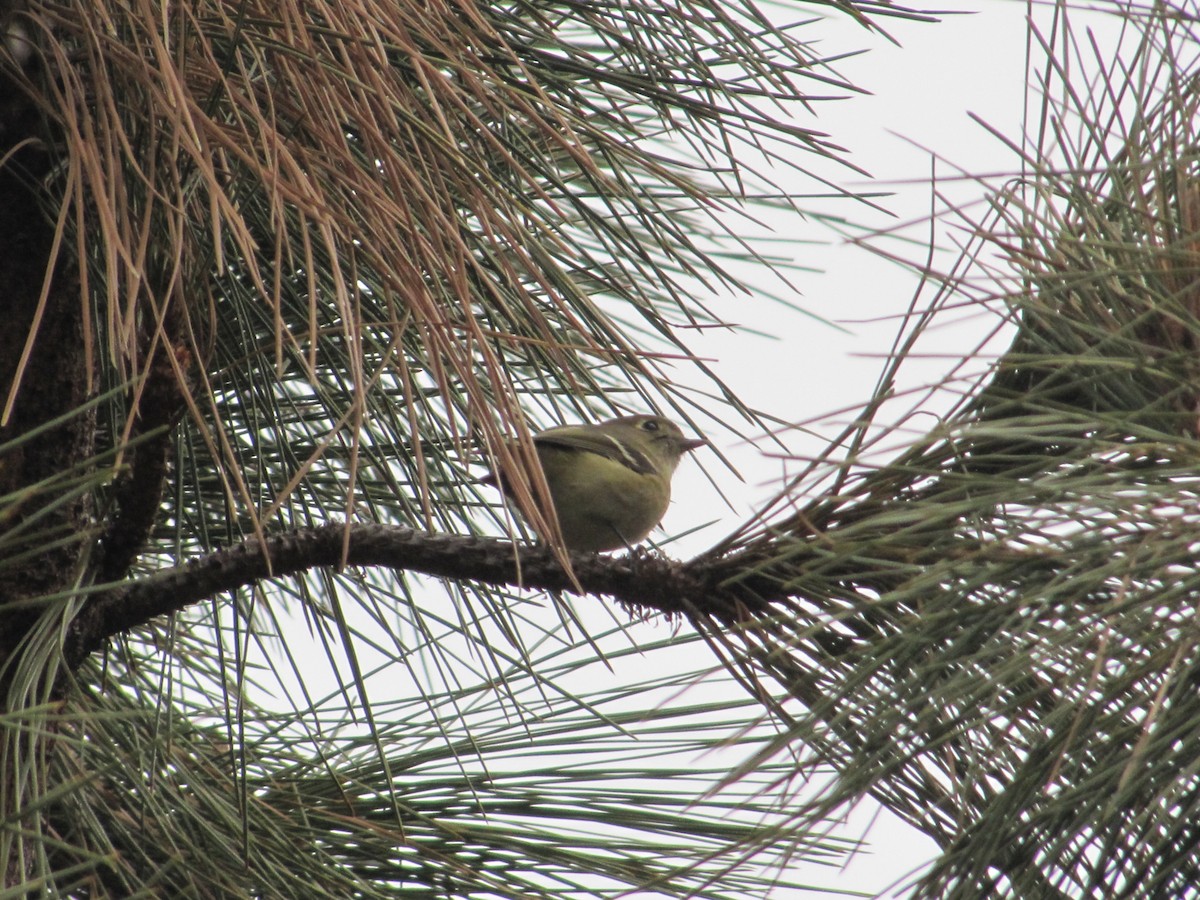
672,1,1037,539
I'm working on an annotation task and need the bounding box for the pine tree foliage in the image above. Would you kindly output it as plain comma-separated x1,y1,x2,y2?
3,0,1199,897
0,0,911,895
697,4,1200,896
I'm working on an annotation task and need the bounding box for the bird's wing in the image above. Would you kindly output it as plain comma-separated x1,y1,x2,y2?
534,427,656,474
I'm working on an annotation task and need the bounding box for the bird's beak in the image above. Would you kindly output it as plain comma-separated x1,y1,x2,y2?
679,437,706,453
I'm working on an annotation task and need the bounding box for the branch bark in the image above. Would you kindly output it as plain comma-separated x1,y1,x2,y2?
63,524,781,670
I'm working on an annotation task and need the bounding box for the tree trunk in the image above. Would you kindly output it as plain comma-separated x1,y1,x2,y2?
0,6,94,886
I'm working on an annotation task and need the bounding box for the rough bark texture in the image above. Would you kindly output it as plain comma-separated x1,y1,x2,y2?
0,4,94,623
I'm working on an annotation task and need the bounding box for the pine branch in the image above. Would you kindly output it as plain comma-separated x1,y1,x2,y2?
63,524,794,670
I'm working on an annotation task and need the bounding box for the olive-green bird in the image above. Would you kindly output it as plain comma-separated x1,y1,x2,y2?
486,414,704,552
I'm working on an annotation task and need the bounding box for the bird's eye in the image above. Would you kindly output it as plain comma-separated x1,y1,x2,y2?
640,419,660,432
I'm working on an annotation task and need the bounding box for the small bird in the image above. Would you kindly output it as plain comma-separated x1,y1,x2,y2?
485,414,705,552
